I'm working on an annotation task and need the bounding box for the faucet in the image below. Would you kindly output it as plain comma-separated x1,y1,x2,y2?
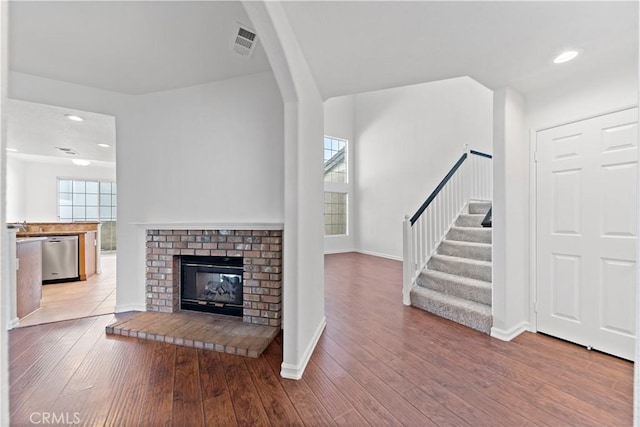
19,221,27,232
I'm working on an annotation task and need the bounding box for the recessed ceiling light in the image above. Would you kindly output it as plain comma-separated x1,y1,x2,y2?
56,147,79,155
98,143,111,148
65,114,84,122
6,148,18,152
72,159,91,166
553,50,580,64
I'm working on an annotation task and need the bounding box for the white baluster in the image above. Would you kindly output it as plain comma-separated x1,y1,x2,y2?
402,216,413,305
419,215,425,268
403,150,492,305
445,184,449,230
427,207,433,257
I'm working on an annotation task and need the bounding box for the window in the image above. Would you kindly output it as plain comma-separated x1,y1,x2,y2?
58,178,117,252
324,192,347,235
324,136,347,183
323,136,349,236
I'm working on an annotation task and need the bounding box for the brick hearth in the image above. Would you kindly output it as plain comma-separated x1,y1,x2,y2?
145,229,282,327
106,311,279,358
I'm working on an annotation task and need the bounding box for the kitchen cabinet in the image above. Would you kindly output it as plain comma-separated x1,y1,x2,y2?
80,231,97,280
17,222,100,282
16,238,44,318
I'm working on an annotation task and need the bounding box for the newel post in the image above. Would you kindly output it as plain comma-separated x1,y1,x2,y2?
402,215,413,306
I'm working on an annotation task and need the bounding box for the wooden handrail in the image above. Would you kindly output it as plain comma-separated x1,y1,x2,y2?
409,149,493,226
410,153,467,225
470,150,492,159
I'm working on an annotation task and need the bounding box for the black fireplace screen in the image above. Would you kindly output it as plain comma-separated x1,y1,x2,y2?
180,255,243,316
197,272,242,304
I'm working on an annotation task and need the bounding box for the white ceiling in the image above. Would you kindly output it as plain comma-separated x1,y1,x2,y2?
9,1,271,163
282,1,638,99
9,1,638,98
8,1,638,104
9,1,271,95
7,99,116,164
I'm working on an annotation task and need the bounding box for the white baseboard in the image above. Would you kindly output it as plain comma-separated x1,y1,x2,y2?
7,318,19,331
114,304,146,314
281,316,326,380
355,249,402,262
491,321,529,341
324,248,357,255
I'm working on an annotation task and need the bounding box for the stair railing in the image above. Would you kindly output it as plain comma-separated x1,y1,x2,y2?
402,146,493,305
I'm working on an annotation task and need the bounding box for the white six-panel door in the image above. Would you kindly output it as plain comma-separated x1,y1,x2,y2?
536,107,637,361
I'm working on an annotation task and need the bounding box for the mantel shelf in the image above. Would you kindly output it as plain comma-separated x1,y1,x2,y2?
130,222,284,231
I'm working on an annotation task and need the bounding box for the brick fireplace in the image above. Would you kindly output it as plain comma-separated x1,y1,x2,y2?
145,229,282,327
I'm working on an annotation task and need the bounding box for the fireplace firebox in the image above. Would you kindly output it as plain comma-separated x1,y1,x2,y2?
180,255,243,317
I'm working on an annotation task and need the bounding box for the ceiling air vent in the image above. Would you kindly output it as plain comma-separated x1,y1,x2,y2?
233,25,257,57
56,147,78,155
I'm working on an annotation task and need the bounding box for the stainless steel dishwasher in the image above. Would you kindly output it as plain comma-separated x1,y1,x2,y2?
42,235,79,283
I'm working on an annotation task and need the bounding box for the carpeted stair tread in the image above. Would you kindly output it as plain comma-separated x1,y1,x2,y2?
428,254,492,282
437,240,492,261
446,226,492,244
455,214,486,228
417,269,491,305
468,201,492,215
410,286,492,334
410,200,493,335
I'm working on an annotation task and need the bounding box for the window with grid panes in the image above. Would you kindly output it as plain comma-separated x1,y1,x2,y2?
323,136,349,236
58,179,117,252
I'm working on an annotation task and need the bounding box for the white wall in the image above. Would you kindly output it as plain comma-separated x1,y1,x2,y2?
354,76,493,259
323,94,356,253
6,157,115,222
526,67,638,131
6,156,25,222
243,0,326,380
492,87,529,340
122,72,283,224
9,72,133,117
9,70,285,314
0,1,9,423
116,71,284,316
120,72,284,315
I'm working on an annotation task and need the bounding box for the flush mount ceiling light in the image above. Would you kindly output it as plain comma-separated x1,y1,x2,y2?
553,50,580,64
6,148,18,152
98,143,111,148
65,114,84,122
72,159,91,166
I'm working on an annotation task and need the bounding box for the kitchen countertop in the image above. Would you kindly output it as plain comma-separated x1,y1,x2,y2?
16,237,48,243
16,231,93,237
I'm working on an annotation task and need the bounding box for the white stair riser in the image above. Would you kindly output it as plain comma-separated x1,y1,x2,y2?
410,290,492,334
468,202,491,215
437,241,491,261
428,256,492,282
417,272,491,305
446,227,492,244
455,214,485,228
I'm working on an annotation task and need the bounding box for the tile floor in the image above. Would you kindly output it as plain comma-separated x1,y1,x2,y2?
17,254,116,327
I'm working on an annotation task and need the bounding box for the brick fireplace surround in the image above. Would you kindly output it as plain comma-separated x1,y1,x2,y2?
145,228,282,327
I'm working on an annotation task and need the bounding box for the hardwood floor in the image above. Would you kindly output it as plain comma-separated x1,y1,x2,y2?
10,252,633,426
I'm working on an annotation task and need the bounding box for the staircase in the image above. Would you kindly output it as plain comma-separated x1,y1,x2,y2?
410,201,492,334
